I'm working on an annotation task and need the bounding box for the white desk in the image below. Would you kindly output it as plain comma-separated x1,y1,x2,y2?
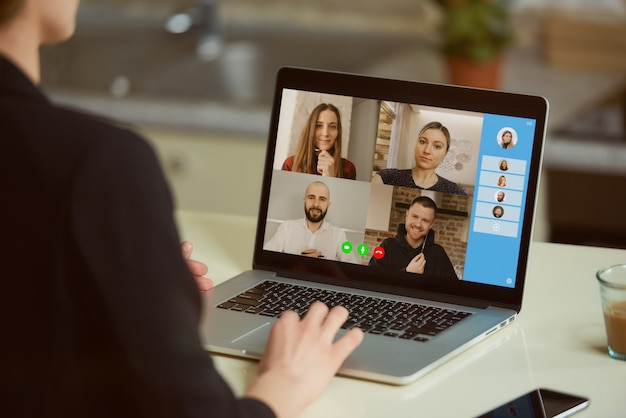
176,210,626,417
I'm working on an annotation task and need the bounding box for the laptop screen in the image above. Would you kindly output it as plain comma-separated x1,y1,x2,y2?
254,68,547,309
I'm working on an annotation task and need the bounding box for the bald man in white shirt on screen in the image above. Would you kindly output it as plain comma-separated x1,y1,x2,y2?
264,181,357,263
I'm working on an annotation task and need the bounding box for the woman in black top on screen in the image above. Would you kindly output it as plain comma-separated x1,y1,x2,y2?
372,121,466,195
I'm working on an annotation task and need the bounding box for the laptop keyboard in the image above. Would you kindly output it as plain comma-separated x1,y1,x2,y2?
216,280,473,342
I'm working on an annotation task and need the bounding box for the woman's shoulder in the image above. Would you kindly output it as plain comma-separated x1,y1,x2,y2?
377,168,413,185
341,158,356,169
281,155,295,171
378,168,410,176
36,105,153,166
434,175,466,195
341,158,357,179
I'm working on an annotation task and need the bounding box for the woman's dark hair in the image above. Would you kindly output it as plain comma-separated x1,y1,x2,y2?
0,0,24,26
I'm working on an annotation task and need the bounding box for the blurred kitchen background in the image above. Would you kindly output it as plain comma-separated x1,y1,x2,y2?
40,0,626,248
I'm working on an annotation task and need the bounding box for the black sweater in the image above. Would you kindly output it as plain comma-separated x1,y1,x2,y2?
369,224,458,280
1,55,273,418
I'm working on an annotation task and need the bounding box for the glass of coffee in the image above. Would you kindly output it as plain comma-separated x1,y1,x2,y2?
597,264,626,360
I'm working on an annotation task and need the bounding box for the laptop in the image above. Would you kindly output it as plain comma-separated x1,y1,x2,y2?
200,67,548,385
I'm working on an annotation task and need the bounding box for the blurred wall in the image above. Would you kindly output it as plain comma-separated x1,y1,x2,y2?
77,0,443,36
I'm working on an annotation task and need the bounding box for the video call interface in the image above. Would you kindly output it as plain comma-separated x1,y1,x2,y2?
262,88,538,288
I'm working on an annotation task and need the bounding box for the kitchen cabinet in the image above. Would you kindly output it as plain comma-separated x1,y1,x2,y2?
142,128,266,217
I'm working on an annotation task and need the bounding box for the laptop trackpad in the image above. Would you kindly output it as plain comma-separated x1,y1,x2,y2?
231,322,271,356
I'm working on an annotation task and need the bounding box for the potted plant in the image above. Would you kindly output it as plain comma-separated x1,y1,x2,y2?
436,0,514,89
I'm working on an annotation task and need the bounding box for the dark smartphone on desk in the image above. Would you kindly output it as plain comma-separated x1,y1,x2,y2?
477,388,589,418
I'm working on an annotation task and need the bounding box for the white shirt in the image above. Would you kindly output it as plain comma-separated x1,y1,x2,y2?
264,218,357,263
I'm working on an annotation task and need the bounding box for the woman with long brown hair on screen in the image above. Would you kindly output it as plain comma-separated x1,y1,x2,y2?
282,102,357,179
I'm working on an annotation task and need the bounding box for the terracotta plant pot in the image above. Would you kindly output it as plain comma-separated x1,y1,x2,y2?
446,55,503,90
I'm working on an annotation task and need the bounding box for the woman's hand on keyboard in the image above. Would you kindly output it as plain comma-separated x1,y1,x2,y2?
244,301,363,418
